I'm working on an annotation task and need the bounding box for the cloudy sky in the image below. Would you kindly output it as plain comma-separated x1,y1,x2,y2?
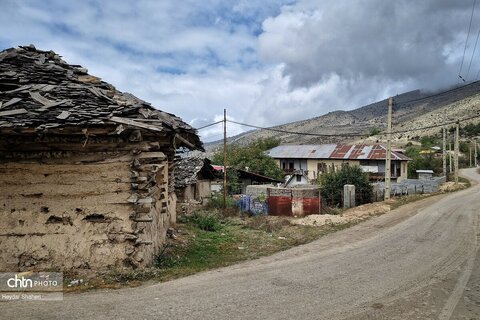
0,0,477,141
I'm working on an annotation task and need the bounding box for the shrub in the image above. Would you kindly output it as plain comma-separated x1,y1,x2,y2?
189,212,223,232
205,192,238,210
245,216,290,233
154,243,177,268
369,127,381,136
318,165,373,207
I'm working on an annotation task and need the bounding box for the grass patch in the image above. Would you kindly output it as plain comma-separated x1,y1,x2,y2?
187,211,223,232
389,193,429,210
459,176,471,188
65,212,359,292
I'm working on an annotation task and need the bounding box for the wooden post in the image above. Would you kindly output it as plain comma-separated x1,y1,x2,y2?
223,109,227,209
449,142,453,174
454,121,459,184
385,97,392,200
475,139,478,167
442,127,446,176
470,145,473,167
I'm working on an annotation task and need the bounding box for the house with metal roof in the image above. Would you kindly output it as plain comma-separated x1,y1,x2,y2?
266,144,410,182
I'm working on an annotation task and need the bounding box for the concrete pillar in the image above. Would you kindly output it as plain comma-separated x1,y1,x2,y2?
344,184,355,209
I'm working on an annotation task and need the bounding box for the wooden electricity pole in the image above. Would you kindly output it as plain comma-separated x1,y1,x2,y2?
475,139,478,167
223,109,227,209
442,127,447,176
454,121,459,184
449,142,453,174
470,145,473,167
385,97,392,201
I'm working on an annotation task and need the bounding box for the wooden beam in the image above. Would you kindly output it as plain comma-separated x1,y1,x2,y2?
174,133,196,149
108,116,164,133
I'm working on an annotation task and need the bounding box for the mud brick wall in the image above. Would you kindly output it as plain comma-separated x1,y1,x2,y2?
0,153,174,271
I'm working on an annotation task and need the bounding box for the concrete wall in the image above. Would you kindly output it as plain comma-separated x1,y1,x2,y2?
196,180,211,200
0,153,174,271
243,186,321,217
177,180,211,203
372,176,447,200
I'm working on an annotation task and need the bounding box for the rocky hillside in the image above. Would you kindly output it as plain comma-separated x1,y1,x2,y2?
206,81,480,151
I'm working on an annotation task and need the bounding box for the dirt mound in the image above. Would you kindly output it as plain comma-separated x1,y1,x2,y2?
439,182,467,192
291,202,391,226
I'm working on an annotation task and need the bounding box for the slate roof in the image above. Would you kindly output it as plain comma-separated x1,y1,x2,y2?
174,157,217,188
0,45,202,150
267,144,410,161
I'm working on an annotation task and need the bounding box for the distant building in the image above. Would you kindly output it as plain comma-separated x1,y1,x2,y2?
266,144,410,182
284,170,310,187
416,169,434,180
174,157,217,203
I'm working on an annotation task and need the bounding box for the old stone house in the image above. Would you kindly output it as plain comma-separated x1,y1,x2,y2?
174,156,217,203
0,45,203,271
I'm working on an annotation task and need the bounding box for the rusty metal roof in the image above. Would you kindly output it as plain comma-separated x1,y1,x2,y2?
267,144,410,161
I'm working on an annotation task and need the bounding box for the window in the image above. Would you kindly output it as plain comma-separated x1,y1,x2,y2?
317,162,327,173
296,175,302,182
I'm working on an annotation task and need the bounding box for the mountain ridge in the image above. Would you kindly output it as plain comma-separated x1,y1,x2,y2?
206,81,480,151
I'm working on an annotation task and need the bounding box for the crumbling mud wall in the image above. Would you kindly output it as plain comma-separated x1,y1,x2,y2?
0,152,174,271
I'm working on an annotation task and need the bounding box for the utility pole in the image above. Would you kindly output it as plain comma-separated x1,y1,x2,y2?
385,97,392,201
454,121,459,184
470,145,473,167
449,141,453,174
223,108,227,209
442,127,447,176
475,139,478,167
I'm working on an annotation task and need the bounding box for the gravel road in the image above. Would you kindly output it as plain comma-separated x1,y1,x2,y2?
3,168,480,320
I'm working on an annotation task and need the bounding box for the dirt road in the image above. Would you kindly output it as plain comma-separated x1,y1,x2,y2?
3,168,480,320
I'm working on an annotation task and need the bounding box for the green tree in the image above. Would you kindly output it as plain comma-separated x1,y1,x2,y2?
405,146,443,178
369,127,381,136
212,138,284,194
318,165,373,207
419,135,438,148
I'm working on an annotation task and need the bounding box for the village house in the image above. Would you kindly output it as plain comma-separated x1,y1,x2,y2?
174,156,217,203
0,45,203,271
266,144,410,182
235,168,283,194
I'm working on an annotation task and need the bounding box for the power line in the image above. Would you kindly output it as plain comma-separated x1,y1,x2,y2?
466,19,480,80
226,111,480,139
195,120,224,130
394,80,480,107
200,79,480,140
388,113,480,135
459,0,477,82
226,119,369,137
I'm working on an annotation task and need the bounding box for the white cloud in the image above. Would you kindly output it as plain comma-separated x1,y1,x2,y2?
0,0,478,143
